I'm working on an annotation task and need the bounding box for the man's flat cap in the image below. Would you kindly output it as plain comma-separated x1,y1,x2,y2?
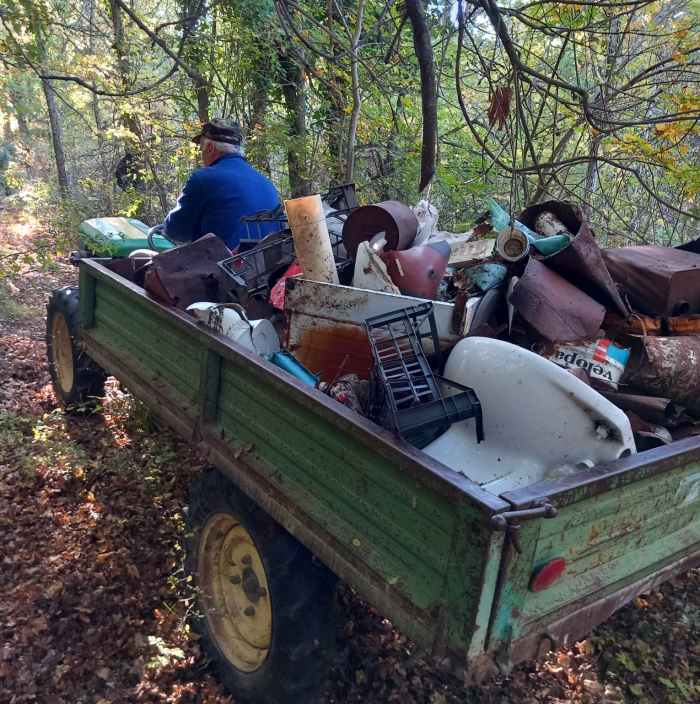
192,118,242,145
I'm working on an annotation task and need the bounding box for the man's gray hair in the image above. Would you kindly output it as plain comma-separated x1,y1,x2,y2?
202,136,244,157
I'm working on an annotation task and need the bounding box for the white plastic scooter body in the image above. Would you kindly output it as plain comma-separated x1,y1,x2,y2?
423,337,636,495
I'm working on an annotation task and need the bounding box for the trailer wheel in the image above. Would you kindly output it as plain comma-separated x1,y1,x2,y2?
46,287,106,407
187,469,337,704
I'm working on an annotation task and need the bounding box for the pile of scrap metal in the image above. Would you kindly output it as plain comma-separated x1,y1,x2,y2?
455,198,700,452
124,186,700,496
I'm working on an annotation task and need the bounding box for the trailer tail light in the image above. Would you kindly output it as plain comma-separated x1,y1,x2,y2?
530,557,566,592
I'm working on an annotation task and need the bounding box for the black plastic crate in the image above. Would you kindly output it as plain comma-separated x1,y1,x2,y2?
364,303,483,448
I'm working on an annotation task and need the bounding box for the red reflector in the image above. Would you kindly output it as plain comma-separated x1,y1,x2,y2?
530,557,566,592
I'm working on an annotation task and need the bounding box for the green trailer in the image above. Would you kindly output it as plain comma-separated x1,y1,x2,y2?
46,257,700,704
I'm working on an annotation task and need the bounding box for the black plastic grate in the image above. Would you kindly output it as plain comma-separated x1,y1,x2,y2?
364,303,484,448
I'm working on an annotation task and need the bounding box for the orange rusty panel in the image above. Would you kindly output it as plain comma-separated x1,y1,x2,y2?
289,319,373,381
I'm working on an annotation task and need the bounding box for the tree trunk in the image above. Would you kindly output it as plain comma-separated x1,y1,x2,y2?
279,48,310,197
405,0,437,192
41,79,70,197
344,0,366,183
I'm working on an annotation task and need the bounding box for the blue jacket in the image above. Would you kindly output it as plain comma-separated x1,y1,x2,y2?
164,154,281,250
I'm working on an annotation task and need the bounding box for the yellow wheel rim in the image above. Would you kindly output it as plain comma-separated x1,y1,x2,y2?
51,313,75,395
198,513,272,672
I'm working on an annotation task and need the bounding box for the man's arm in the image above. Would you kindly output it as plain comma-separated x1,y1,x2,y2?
163,171,205,243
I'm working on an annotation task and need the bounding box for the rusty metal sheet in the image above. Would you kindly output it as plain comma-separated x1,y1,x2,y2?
622,336,700,415
605,311,700,336
598,391,685,427
144,234,232,309
520,203,627,317
625,410,672,450
603,245,700,316
509,258,606,343
283,278,480,381
342,201,417,258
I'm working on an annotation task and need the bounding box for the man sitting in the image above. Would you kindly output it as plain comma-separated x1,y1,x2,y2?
163,119,281,250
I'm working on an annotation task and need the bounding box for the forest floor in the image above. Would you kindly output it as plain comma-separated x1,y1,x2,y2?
0,199,698,704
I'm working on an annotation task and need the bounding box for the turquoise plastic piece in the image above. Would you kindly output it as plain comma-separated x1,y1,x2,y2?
269,351,319,387
79,217,173,257
532,234,571,256
467,262,508,291
487,199,571,257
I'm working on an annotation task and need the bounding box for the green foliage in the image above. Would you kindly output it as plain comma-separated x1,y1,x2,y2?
0,0,697,242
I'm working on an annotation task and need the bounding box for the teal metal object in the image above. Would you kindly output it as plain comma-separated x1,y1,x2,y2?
269,351,319,387
79,217,173,257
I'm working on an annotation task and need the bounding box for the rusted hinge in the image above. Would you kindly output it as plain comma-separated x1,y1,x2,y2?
491,502,558,553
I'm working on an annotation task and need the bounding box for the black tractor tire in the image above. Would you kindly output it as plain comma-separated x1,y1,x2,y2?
46,286,106,408
186,468,337,704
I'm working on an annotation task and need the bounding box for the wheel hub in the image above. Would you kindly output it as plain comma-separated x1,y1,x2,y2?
198,513,272,672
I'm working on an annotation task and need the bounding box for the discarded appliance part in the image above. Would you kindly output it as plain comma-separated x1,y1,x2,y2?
269,351,319,387
496,228,530,262
545,338,630,389
603,245,700,316
534,211,571,237
186,302,280,357
381,241,451,300
144,234,232,309
285,194,339,285
353,241,400,294
625,410,673,451
622,336,700,415
449,238,495,266
423,337,636,496
509,258,606,343
283,278,481,381
364,303,483,449
342,201,418,258
598,391,684,427
318,373,368,415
